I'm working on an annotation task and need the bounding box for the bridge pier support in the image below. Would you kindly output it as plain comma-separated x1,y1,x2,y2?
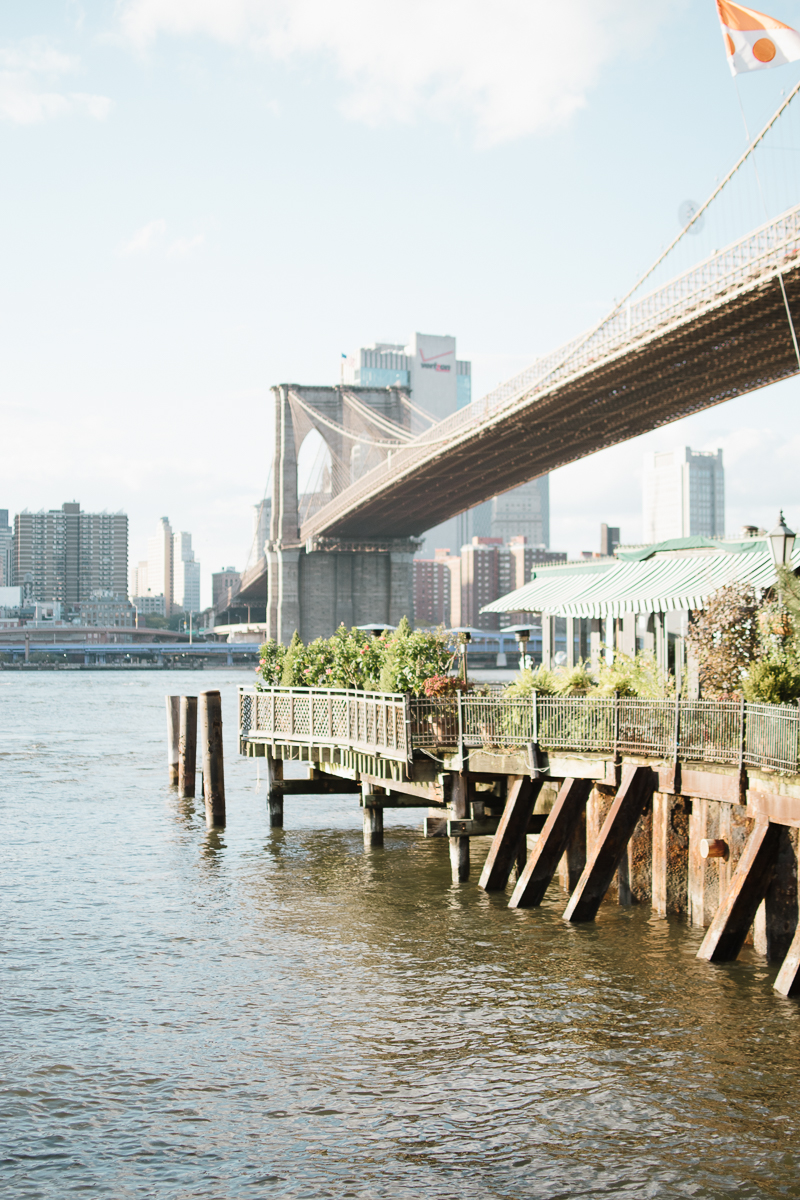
267,540,417,643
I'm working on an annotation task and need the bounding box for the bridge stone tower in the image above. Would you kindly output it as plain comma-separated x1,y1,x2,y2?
266,384,420,643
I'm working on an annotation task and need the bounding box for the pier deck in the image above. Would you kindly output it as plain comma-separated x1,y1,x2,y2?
239,686,800,996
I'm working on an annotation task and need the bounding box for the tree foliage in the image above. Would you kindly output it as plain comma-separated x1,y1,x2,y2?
255,622,454,694
686,582,762,699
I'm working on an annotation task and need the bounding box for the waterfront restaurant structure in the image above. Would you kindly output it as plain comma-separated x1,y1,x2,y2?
482,535,800,677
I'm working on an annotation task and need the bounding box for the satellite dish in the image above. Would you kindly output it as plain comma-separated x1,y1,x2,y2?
678,199,705,234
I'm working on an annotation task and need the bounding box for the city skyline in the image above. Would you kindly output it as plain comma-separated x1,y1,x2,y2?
3,4,800,604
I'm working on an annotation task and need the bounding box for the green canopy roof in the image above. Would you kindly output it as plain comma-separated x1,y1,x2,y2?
483,542,797,618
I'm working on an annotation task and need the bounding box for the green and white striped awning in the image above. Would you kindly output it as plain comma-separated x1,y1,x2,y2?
482,540,800,619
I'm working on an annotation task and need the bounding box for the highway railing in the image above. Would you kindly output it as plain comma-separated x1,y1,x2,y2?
241,687,800,776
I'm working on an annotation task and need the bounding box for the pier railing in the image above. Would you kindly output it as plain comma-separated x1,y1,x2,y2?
240,688,800,776
239,686,410,762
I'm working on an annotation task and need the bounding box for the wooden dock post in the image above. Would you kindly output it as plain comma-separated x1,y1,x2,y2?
697,819,780,962
563,765,656,923
199,690,226,827
267,751,283,828
363,783,384,848
509,777,592,908
449,772,470,882
165,695,180,785
178,695,197,798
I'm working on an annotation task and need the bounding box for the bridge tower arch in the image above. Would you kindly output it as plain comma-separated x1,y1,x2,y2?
266,384,420,643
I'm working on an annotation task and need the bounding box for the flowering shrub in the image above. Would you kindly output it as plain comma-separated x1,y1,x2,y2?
422,674,472,697
255,638,287,688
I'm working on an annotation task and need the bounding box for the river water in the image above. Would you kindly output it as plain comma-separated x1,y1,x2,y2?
3,669,800,1199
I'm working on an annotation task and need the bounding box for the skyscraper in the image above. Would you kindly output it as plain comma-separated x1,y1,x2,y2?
173,531,201,613
12,503,128,605
147,517,174,614
342,334,552,557
643,448,725,543
0,510,12,587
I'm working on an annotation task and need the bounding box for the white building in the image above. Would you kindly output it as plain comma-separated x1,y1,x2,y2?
643,447,725,543
173,531,201,613
147,517,174,613
0,510,12,587
132,517,200,614
343,333,471,416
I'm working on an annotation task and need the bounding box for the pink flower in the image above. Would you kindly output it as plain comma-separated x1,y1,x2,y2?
326,668,333,675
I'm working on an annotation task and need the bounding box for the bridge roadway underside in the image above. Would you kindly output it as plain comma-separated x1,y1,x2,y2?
308,270,800,540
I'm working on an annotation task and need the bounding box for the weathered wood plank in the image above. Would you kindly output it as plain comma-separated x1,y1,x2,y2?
448,814,545,838
276,778,361,795
508,778,593,908
563,765,657,923
696,819,781,962
479,770,545,893
423,813,448,838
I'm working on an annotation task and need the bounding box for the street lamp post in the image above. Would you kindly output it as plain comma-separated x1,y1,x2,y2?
514,628,532,671
457,631,472,684
767,511,796,603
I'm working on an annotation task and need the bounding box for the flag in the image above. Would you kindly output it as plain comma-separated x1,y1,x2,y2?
717,1,800,74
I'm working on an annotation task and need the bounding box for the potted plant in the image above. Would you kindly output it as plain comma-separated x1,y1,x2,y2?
422,674,471,744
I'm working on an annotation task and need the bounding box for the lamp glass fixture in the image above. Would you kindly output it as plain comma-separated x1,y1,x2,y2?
767,511,796,569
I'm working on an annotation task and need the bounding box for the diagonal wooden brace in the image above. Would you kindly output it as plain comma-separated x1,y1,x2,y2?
697,818,780,963
774,923,800,996
509,777,593,909
563,765,656,923
478,772,544,892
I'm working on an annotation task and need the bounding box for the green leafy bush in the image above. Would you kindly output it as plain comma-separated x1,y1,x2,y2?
742,658,800,704
378,622,454,695
594,652,672,699
503,666,558,698
553,661,596,696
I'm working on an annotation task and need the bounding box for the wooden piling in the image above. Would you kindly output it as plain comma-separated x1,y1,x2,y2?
652,793,689,916
199,689,226,827
508,777,592,908
178,695,197,798
267,751,284,828
449,772,470,882
165,695,180,785
753,826,798,962
363,783,384,848
563,765,656,923
697,819,780,962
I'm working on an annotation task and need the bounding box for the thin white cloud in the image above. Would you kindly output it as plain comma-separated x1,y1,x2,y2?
119,218,167,256
119,220,206,258
167,233,205,257
117,0,672,145
0,40,111,125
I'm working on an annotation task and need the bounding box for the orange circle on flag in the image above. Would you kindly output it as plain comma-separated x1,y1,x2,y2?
726,32,735,56
753,37,777,62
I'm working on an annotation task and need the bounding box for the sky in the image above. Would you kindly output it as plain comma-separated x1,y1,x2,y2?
3,0,800,607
